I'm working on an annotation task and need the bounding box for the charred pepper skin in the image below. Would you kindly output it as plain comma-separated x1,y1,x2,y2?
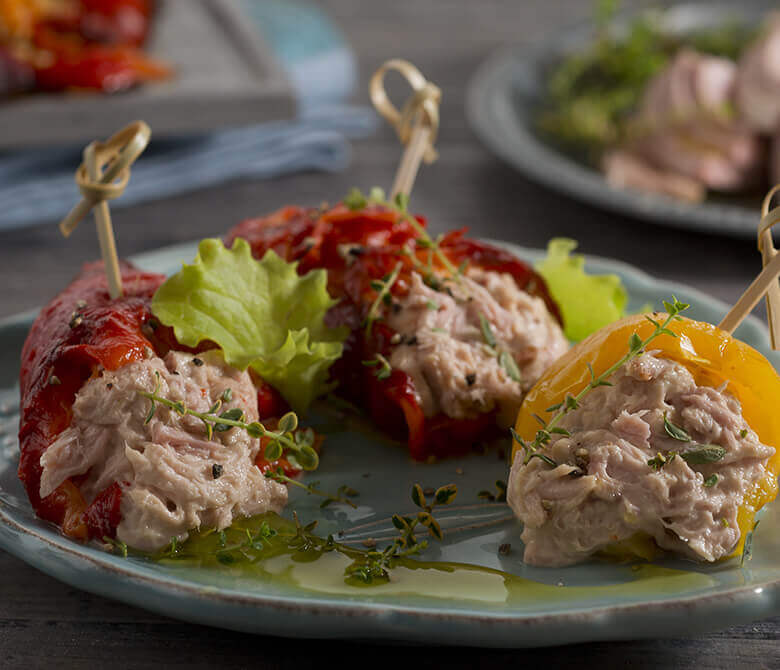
19,259,302,541
18,261,164,540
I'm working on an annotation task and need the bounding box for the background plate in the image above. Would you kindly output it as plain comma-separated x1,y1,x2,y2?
466,2,776,239
0,0,295,149
0,240,778,647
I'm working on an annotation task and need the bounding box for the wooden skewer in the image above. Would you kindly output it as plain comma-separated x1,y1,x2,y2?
719,185,780,347
58,121,151,299
84,142,123,299
369,59,441,199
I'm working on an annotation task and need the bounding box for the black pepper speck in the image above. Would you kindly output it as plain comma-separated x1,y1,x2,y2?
212,463,223,479
192,358,204,367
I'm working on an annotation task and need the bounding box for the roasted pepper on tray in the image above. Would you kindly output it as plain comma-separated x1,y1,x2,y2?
0,0,169,96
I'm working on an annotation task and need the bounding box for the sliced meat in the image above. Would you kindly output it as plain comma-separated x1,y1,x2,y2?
603,149,705,202
735,13,780,133
623,49,765,192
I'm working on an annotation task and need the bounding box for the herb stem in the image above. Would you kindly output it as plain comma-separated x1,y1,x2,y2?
264,469,358,509
516,299,690,465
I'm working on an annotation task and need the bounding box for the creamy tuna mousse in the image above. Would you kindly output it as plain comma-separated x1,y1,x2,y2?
507,352,775,567
387,268,569,427
39,349,287,552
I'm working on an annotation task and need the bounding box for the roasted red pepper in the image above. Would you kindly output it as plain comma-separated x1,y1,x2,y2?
225,203,562,460
19,260,306,540
18,261,164,539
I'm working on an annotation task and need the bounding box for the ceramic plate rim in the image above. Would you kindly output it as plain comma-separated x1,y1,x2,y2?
0,239,778,646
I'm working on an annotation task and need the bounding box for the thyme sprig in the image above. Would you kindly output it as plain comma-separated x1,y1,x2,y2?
139,374,319,470
103,536,128,558
264,467,359,509
364,261,402,336
344,483,457,584
214,522,279,565
362,354,392,381
480,314,523,383
512,298,691,466
344,187,463,284
478,480,507,503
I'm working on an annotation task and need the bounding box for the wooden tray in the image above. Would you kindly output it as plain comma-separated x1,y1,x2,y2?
0,0,296,149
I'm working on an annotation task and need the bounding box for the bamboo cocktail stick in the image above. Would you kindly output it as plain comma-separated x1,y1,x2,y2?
59,121,151,299
719,185,780,348
369,59,441,199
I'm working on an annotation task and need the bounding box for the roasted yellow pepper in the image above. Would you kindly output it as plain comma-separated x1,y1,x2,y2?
512,314,780,560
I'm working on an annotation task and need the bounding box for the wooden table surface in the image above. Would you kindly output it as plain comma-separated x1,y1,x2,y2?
0,1,777,667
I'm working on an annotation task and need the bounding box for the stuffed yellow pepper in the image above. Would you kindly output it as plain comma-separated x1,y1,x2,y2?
507,300,780,567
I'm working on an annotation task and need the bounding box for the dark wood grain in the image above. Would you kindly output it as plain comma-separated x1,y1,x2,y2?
0,0,776,666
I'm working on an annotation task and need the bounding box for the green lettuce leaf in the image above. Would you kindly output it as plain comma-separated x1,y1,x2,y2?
151,238,348,413
536,238,628,342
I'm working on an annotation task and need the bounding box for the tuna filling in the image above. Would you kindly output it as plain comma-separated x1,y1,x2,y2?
40,349,287,551
387,268,569,426
507,352,774,567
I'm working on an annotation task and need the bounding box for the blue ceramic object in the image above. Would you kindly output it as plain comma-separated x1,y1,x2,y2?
0,240,777,646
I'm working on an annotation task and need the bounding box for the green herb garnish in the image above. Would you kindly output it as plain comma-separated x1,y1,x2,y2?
663,413,692,442
680,445,726,465
344,483,457,584
514,297,690,466
364,262,403,336
139,377,319,470
264,468,358,509
741,520,760,566
362,354,392,381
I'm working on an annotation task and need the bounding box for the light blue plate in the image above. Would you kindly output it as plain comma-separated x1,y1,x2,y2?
0,240,778,647
466,3,776,239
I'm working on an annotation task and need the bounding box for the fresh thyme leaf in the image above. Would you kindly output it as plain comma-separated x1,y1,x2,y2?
518,299,690,467
103,536,128,558
411,484,426,508
221,388,232,402
362,354,392,381
680,445,726,465
434,484,457,505
277,411,298,434
364,262,403,336
479,314,497,348
663,413,692,442
144,371,161,424
628,332,643,353
647,452,668,470
138,389,317,470
265,468,355,508
703,474,718,488
344,187,368,210
394,192,410,212
740,429,748,439
499,351,522,383
741,520,760,566
527,453,558,467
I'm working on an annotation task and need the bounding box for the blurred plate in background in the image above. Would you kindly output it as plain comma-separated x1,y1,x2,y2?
467,3,775,239
0,0,295,150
